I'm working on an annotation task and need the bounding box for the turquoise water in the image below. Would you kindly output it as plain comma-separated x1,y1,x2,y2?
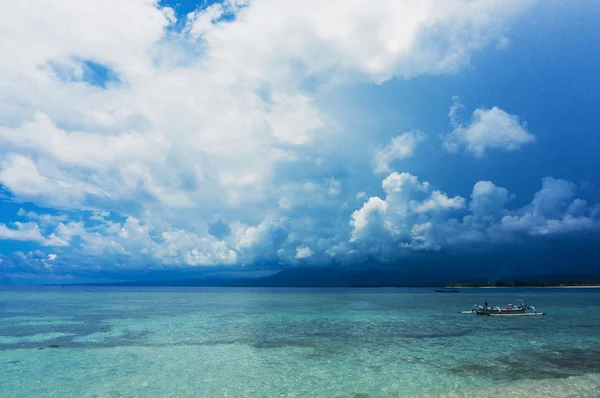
2,287,600,397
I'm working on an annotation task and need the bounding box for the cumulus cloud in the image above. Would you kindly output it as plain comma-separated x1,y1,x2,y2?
443,97,535,156
351,172,466,251
350,197,390,242
374,130,425,173
530,177,577,217
295,246,314,259
0,222,67,247
410,191,465,213
498,177,599,236
350,174,600,255
469,181,513,219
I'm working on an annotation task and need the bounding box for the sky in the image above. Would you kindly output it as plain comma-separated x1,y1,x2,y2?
0,0,599,284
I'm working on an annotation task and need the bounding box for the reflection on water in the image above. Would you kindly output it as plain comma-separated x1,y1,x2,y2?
1,287,600,397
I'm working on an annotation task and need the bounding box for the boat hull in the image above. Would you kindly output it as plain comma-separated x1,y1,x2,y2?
474,308,527,315
461,301,540,316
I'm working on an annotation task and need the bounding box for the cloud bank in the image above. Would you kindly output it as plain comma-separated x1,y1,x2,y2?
2,0,597,282
351,174,599,255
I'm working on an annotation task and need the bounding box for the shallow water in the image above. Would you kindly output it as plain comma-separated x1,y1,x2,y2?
1,287,600,397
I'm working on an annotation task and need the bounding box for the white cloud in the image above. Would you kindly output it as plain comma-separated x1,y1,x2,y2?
48,253,57,261
448,95,464,128
350,197,390,243
76,215,242,266
410,190,465,213
497,177,598,236
17,208,69,225
443,97,535,156
350,172,465,250
205,0,530,85
469,181,513,219
0,222,67,247
0,154,110,209
530,177,576,217
0,222,45,243
350,174,600,256
0,113,167,170
0,0,171,78
382,172,430,196
374,130,425,173
89,211,110,221
295,246,314,259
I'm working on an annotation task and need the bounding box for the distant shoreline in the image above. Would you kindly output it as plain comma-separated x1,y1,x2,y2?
23,283,600,288
451,285,600,289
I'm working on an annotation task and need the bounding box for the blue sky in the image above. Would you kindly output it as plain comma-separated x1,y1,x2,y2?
1,0,599,284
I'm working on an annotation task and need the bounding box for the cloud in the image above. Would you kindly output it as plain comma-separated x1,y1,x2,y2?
184,1,248,38
0,0,532,211
0,222,67,247
17,208,69,225
443,97,535,156
350,172,465,251
498,177,599,236
350,174,600,256
350,197,390,243
0,153,110,210
0,112,167,170
530,177,577,217
0,173,597,278
295,246,314,259
0,0,549,277
203,0,530,85
0,251,53,276
410,191,465,213
469,181,513,219
374,130,425,173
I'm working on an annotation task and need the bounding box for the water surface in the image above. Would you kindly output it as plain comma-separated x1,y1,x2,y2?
2,287,600,397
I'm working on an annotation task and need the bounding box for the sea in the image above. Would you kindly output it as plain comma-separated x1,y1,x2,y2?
1,286,600,397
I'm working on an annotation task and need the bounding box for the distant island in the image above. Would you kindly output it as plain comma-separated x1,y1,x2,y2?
447,281,600,288
52,267,600,289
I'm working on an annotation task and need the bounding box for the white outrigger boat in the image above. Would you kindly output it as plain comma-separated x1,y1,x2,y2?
460,300,544,316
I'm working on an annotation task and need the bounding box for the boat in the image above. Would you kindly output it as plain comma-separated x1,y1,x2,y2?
460,300,544,316
435,287,459,293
